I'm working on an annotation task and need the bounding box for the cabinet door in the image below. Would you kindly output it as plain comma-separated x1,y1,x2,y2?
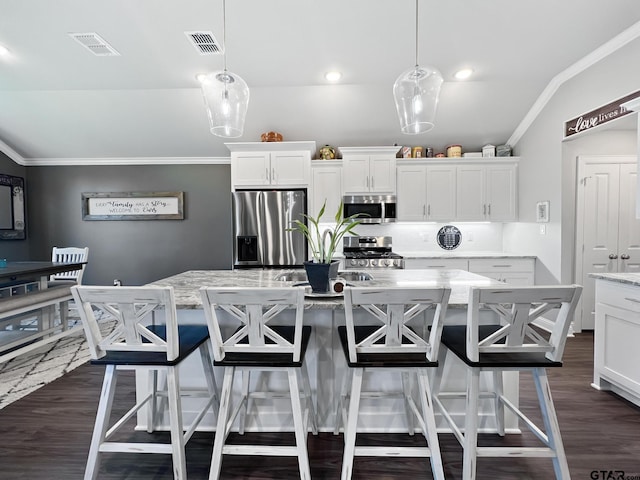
342,155,371,193
369,155,396,193
271,151,310,186
232,152,270,186
404,258,469,270
396,165,426,221
468,258,535,285
311,164,342,218
426,165,456,221
456,165,485,220
485,164,517,221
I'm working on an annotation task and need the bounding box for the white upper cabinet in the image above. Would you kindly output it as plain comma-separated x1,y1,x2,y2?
226,141,316,189
340,146,399,194
310,161,343,217
396,158,518,223
456,161,518,221
397,164,456,221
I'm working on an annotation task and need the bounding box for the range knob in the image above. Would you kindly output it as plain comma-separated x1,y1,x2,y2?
350,259,358,266
384,259,392,266
370,259,378,267
358,259,366,267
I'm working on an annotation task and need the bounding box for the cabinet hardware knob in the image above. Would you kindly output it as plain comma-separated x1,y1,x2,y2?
609,253,619,259
621,254,630,260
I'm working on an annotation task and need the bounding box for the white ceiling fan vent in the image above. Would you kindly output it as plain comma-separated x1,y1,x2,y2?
185,31,222,55
68,32,120,56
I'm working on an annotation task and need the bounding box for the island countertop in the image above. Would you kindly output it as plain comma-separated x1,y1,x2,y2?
150,268,500,309
588,272,640,287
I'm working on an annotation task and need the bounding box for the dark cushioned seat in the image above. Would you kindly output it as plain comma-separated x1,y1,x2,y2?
338,325,437,368
440,324,563,368
91,324,210,366
214,325,312,367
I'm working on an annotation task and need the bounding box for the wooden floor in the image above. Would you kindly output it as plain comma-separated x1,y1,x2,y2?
0,332,639,479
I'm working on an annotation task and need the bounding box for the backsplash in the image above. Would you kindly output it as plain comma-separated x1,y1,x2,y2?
320,222,504,254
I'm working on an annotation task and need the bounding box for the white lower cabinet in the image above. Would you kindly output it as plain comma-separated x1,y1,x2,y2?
404,258,469,270
593,279,640,407
467,258,535,285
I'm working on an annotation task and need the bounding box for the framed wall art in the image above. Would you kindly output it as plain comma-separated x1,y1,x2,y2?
0,174,26,240
536,201,550,223
82,191,184,221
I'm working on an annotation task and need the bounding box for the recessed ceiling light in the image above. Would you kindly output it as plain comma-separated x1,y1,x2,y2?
454,68,474,80
325,71,342,82
0,44,10,57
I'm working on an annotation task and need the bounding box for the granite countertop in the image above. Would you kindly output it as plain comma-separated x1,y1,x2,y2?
588,272,640,287
398,251,536,259
149,268,501,309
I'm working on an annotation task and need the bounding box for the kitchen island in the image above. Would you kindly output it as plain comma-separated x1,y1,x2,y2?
145,268,517,433
590,272,640,407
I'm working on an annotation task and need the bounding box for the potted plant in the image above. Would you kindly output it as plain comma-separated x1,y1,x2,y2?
289,200,362,292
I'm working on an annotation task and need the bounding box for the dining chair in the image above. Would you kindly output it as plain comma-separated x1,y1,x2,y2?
432,284,582,480
200,286,317,480
335,286,451,480
71,285,219,480
50,246,89,285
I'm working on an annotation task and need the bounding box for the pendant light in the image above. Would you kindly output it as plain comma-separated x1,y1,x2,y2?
199,0,249,138
393,0,443,134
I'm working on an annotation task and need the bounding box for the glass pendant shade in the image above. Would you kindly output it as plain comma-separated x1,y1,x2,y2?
393,65,443,134
200,70,250,138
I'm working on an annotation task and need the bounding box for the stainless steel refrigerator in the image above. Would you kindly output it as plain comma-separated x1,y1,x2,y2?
232,189,307,268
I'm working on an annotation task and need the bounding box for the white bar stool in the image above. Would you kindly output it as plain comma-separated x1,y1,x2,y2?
200,286,317,480
335,286,451,480
71,285,219,480
432,284,582,480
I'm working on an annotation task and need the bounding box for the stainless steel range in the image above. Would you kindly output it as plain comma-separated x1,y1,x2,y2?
343,236,404,269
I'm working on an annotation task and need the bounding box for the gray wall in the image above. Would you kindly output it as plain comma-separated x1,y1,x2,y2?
504,36,640,284
0,153,29,260
25,163,233,285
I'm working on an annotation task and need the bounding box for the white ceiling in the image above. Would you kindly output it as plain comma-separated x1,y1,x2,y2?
1,0,640,163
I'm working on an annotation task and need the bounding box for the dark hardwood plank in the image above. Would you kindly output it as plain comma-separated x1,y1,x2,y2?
0,332,638,479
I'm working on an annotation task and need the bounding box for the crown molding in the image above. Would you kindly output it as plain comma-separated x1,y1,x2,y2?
0,139,26,165
508,20,640,147
21,156,231,166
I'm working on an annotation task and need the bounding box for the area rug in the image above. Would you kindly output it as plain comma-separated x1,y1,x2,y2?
0,316,115,409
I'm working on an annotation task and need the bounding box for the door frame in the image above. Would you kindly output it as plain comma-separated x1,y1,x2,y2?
574,154,636,332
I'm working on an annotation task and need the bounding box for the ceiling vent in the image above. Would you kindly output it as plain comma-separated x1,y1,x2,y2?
185,31,222,55
68,32,120,56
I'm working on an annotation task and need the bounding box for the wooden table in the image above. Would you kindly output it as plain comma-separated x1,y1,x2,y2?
0,261,85,290
0,261,86,362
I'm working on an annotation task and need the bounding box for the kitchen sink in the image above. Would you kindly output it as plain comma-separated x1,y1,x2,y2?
273,271,373,282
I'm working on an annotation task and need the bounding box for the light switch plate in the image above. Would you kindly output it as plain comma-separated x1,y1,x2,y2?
539,224,546,235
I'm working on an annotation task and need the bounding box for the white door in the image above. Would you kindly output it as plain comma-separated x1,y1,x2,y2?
618,163,640,273
576,157,640,330
485,164,517,221
369,155,396,193
311,164,342,218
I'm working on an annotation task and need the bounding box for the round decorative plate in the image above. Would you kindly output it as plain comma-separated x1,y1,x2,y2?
437,225,462,250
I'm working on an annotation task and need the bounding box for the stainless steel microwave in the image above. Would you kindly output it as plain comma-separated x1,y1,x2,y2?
343,195,397,224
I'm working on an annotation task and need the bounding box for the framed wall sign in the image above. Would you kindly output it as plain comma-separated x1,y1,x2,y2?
82,192,184,221
536,201,550,223
0,174,26,240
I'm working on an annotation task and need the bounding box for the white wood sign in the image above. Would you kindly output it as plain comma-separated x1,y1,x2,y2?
82,192,184,220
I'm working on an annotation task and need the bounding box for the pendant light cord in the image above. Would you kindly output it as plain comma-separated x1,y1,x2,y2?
414,0,419,68
222,0,227,72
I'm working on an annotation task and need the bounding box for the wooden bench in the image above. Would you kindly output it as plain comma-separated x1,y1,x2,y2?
0,285,81,363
